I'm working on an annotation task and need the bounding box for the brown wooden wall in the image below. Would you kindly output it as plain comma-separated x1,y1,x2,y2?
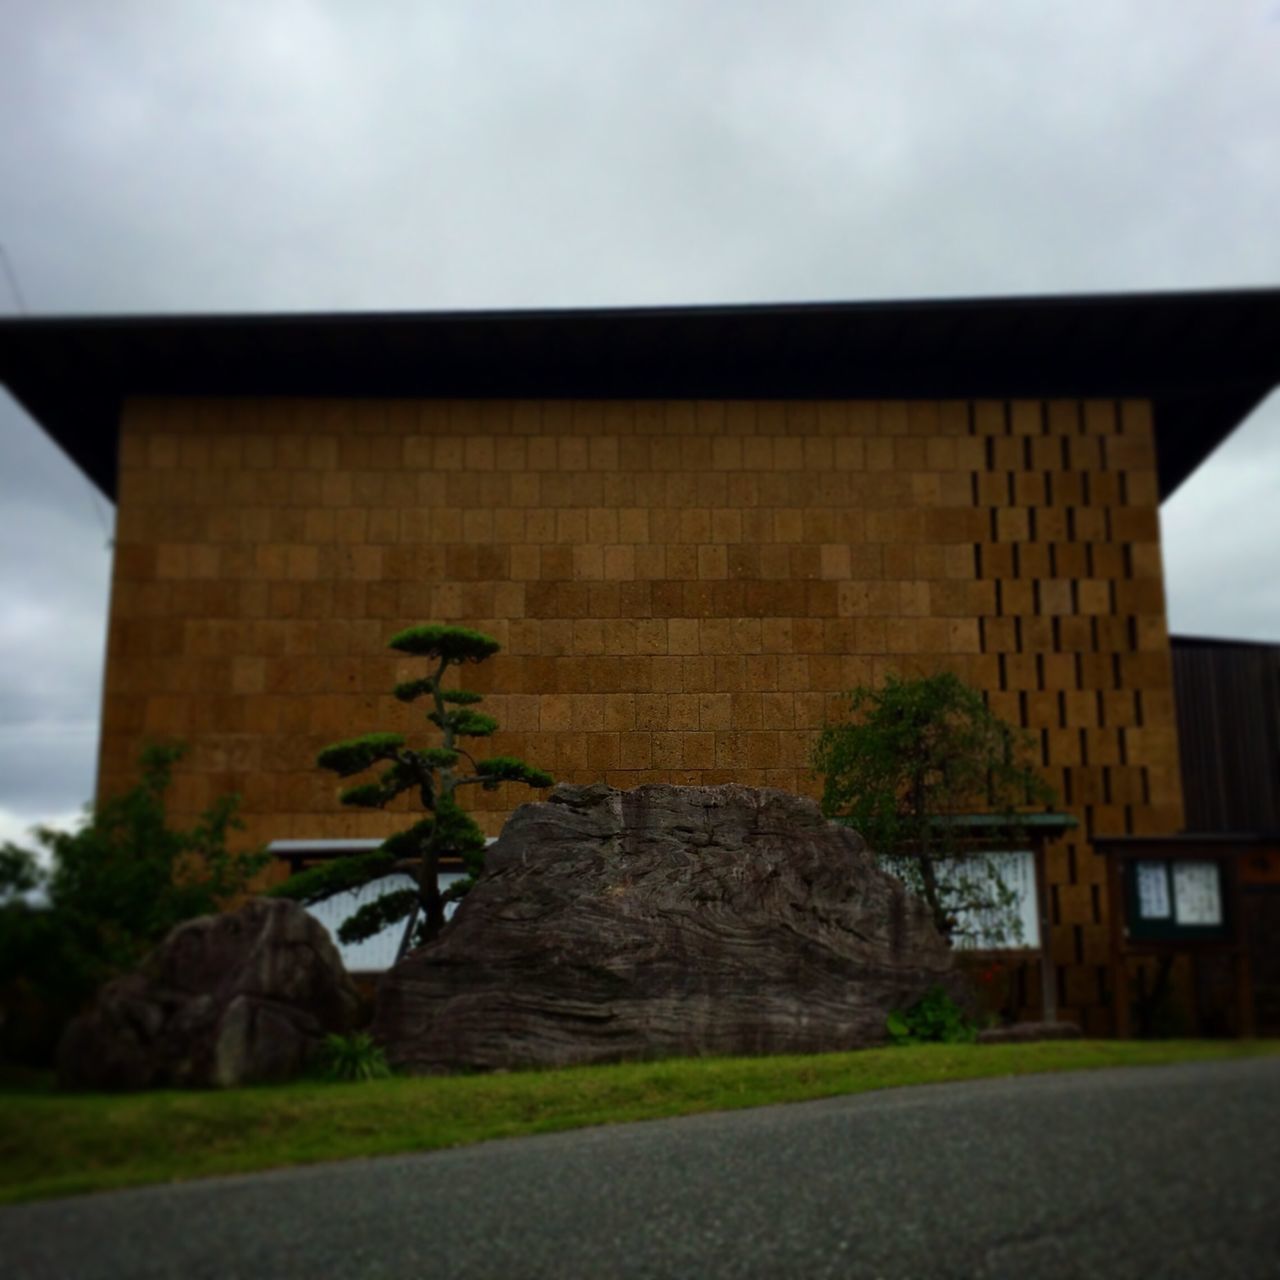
100,395,1185,1034
1171,636,1280,832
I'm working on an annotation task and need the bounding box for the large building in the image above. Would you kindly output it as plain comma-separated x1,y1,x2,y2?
3,288,1278,1034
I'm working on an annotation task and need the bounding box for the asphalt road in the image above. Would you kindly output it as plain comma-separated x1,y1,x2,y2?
3,1057,1278,1279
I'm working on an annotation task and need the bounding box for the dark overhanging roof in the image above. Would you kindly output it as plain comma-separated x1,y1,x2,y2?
1,287,1278,502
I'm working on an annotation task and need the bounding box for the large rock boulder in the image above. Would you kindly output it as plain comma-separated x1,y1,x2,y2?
57,897,361,1090
374,783,970,1073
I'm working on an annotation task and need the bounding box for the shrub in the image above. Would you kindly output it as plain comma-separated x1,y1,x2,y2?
885,986,979,1045
316,1032,392,1082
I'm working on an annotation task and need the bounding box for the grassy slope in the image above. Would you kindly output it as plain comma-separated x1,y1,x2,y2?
2,1039,1277,1205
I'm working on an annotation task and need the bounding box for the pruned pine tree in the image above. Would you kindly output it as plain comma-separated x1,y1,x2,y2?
270,625,552,959
811,672,1057,946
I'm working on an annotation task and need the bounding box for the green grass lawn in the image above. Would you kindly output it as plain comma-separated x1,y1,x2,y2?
2,1038,1277,1205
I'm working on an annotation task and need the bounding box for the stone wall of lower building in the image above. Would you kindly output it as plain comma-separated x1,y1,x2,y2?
99,394,1184,1034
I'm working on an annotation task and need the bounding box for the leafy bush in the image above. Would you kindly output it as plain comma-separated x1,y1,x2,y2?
0,742,267,1064
811,672,1056,945
316,1032,392,1082
885,986,978,1045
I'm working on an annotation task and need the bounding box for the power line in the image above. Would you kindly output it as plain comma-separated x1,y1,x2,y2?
0,243,28,314
0,242,114,549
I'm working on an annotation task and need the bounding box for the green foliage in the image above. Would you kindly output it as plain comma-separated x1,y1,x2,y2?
392,677,436,703
812,672,1055,942
266,851,395,907
335,889,418,945
388,625,501,663
0,743,268,1064
428,709,498,738
316,733,406,778
474,757,556,789
440,689,483,705
274,623,553,959
338,782,389,809
885,987,978,1045
315,1032,392,1082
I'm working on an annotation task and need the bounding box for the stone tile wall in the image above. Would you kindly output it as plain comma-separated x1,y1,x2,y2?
100,395,1183,1033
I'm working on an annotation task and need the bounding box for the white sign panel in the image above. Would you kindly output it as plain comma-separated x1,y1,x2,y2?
1172,861,1223,927
1135,861,1171,919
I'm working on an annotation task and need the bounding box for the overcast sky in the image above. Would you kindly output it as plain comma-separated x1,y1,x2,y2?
1,1,1278,845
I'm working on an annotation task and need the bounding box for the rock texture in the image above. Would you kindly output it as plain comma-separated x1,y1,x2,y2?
976,1021,1082,1045
374,783,971,1073
57,897,360,1090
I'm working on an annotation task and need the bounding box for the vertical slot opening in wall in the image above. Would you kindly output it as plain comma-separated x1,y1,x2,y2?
1090,883,1102,924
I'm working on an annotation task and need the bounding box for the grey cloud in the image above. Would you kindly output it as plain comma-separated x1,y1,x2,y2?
0,1,1278,823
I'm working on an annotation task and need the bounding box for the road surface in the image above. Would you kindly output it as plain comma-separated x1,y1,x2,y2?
3,1056,1277,1278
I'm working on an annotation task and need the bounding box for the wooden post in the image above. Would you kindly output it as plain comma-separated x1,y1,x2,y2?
1228,859,1257,1038
1106,851,1132,1038
1033,841,1056,1023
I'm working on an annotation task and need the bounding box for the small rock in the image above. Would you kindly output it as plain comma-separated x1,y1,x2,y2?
57,897,360,1090
976,1021,1083,1045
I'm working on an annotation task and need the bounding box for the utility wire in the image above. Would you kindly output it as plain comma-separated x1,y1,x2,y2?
0,240,115,549
0,243,28,314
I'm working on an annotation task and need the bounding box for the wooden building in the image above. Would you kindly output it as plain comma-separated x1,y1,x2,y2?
2,288,1278,1034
